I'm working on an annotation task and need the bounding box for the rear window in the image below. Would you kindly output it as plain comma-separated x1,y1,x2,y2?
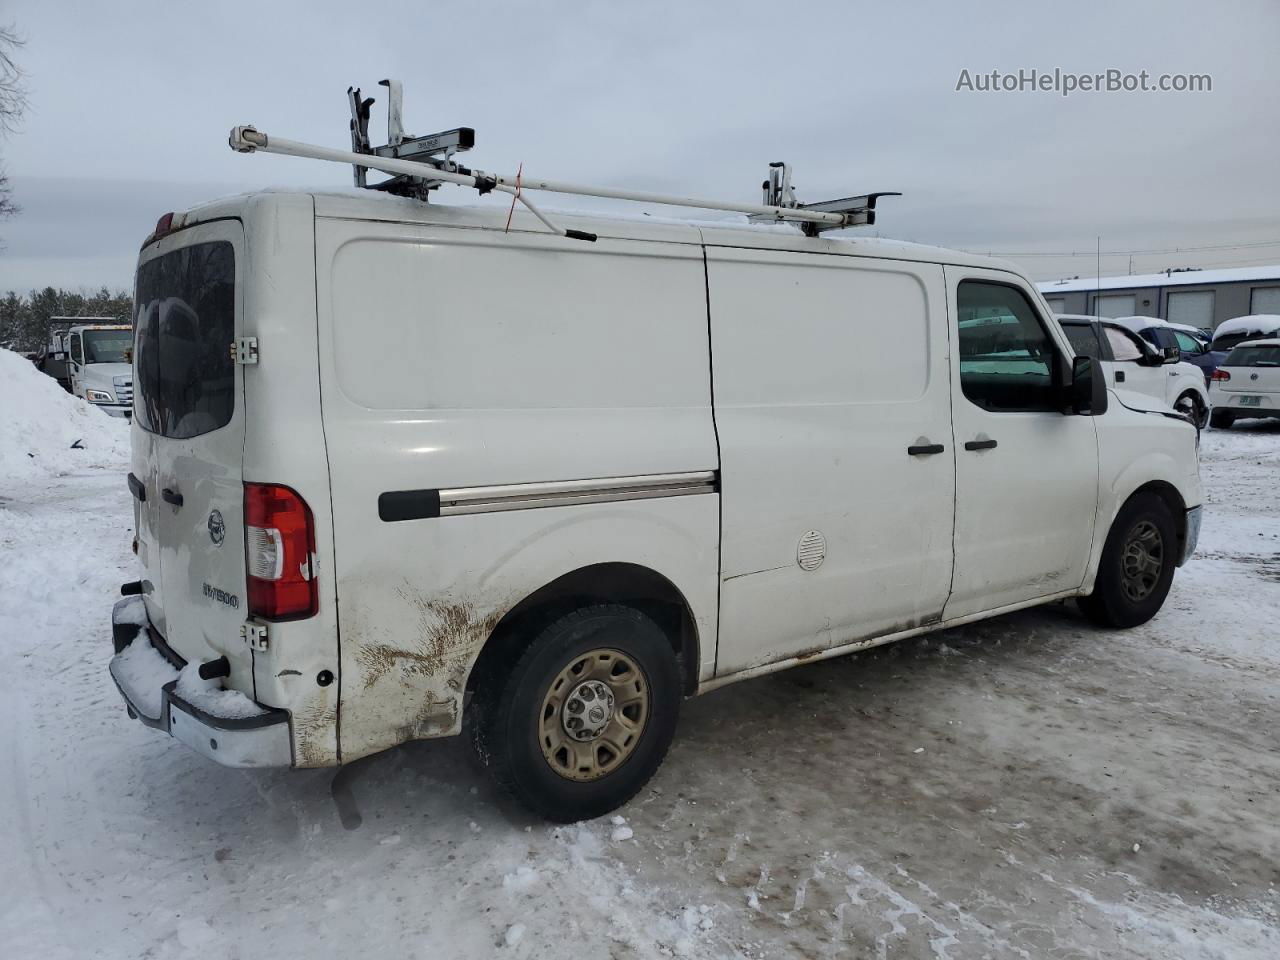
133,241,235,438
1224,344,1280,367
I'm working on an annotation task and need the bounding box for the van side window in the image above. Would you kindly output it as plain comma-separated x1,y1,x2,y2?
956,281,1059,412
1103,326,1145,362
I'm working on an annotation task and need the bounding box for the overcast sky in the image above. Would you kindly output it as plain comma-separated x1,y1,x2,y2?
1,0,1277,291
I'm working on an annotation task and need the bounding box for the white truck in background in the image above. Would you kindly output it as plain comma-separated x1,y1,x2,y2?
43,318,134,418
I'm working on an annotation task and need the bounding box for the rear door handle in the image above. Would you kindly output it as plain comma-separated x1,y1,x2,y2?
161,487,184,508
964,439,998,451
907,443,945,456
127,472,146,502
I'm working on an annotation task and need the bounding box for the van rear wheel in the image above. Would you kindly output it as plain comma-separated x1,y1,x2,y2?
1078,492,1177,628
469,603,681,822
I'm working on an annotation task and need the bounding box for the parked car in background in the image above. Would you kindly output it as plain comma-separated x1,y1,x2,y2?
1208,338,1280,428
1110,315,1225,384
1056,315,1211,427
1211,315,1280,353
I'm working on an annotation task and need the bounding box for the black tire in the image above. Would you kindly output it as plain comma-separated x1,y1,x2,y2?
1078,492,1178,628
1209,409,1234,429
468,603,681,822
1176,391,1208,429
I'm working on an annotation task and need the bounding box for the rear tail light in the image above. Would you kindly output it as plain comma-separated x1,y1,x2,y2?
1211,369,1231,381
244,483,318,620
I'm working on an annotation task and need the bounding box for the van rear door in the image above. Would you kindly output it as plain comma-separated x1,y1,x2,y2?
133,221,250,679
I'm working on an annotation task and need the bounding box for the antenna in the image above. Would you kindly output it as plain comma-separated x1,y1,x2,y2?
234,79,900,242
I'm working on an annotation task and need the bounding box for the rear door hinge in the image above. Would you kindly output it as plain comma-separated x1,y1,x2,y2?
234,337,260,365
241,621,269,651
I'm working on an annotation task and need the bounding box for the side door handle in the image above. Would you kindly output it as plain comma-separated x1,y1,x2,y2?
127,472,146,502
907,443,946,456
161,487,184,508
964,439,998,451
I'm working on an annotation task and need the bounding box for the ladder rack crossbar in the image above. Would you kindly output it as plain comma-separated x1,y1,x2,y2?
229,127,850,232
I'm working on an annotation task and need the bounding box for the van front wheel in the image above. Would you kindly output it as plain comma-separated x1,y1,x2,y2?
469,604,681,822
1079,493,1177,628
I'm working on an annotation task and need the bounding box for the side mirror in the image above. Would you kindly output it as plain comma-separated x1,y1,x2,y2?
1138,343,1165,366
1070,355,1108,416
1162,345,1181,363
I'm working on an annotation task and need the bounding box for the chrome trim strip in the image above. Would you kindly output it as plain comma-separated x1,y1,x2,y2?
437,471,717,516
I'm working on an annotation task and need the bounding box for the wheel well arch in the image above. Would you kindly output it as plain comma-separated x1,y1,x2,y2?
466,562,702,702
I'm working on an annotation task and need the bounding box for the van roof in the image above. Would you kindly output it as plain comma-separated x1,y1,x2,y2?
174,188,1021,275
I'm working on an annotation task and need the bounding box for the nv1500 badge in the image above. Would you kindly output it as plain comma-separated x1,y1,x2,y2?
203,582,239,609
208,509,226,546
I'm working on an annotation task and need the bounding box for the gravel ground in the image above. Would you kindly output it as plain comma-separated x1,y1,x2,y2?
1,422,1277,959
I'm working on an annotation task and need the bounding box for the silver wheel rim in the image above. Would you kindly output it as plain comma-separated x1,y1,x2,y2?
1120,520,1164,602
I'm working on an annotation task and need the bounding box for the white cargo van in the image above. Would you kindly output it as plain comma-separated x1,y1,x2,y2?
108,188,1202,821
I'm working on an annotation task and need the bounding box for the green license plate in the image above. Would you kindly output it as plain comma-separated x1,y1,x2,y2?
1239,395,1262,406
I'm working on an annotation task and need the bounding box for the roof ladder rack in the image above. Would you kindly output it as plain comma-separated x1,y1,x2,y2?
230,79,900,243
753,162,900,237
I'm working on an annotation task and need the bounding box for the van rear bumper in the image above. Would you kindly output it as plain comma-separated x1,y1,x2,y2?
109,595,294,768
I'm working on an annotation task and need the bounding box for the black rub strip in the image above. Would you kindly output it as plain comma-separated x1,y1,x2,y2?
378,489,441,522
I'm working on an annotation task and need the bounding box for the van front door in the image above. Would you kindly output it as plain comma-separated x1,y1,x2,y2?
708,249,955,675
944,270,1098,620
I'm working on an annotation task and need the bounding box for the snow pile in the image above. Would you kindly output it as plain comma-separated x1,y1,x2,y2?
175,662,269,719
0,346,129,486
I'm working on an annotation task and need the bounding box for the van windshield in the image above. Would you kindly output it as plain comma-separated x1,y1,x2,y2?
82,330,133,363
133,241,235,439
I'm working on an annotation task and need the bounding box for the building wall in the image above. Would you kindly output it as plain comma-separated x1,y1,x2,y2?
1040,279,1280,329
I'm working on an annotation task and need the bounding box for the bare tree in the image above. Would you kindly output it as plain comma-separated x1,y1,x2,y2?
0,24,26,220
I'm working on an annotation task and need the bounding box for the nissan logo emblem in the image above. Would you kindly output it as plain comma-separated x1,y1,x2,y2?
208,509,226,546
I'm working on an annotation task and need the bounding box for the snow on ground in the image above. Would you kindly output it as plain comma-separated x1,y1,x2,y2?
1,381,1278,957
0,347,129,486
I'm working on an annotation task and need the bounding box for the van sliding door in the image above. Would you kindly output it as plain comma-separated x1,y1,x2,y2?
707,250,955,675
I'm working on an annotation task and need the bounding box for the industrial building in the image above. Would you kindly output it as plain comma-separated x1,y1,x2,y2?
1036,264,1280,330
